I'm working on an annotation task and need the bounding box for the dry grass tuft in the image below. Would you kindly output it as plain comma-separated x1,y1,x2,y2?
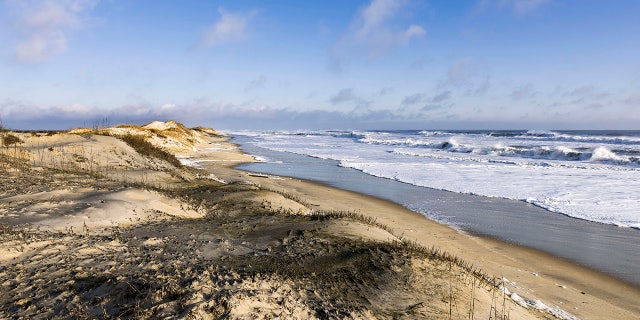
261,187,313,207
2,134,22,147
119,134,182,167
116,124,144,130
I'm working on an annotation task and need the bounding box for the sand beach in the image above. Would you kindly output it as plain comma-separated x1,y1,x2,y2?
1,121,639,319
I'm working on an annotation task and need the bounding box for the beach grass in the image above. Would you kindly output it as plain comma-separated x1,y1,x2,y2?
119,134,183,168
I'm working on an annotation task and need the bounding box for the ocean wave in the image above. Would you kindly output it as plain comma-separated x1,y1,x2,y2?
418,130,452,137
358,133,464,149
521,129,560,137
392,144,640,167
240,130,640,229
257,130,640,167
515,130,640,145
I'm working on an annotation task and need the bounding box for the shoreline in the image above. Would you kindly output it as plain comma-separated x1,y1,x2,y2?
246,163,640,288
231,137,640,288
202,136,640,319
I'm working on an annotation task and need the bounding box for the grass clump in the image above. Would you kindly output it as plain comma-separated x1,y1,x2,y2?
119,134,182,168
2,134,22,147
116,124,144,130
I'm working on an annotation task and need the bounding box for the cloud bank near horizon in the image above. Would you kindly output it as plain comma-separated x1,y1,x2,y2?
2,94,637,131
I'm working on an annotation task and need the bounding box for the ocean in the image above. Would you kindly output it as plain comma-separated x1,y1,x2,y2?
229,129,640,286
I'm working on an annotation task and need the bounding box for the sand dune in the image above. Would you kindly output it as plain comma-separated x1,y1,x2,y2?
1,121,637,319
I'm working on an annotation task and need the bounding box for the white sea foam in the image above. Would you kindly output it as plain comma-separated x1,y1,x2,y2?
177,156,202,168
252,155,268,162
233,130,640,229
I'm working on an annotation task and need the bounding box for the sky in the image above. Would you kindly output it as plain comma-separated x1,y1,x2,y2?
1,0,639,130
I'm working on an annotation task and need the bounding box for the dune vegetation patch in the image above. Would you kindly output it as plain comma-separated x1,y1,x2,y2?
2,133,22,147
119,134,182,168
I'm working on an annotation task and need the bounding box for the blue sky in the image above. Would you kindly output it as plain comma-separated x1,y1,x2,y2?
1,0,639,130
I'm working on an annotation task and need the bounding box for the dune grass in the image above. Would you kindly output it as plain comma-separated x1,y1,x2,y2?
119,134,182,168
2,134,22,147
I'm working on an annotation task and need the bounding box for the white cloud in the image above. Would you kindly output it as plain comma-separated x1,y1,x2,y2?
401,25,427,43
52,103,94,116
14,32,67,62
354,0,425,50
0,99,100,121
331,0,425,72
6,0,99,63
200,7,257,47
355,0,398,38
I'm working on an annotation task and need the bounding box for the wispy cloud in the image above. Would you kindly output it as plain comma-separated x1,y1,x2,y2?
328,88,371,108
510,83,536,100
6,0,99,63
567,85,608,98
330,0,425,73
200,7,257,47
400,90,453,114
478,0,551,15
507,0,550,15
378,87,394,96
544,85,614,114
421,102,451,112
353,0,426,48
445,57,476,85
440,58,491,96
401,93,426,105
564,85,610,104
244,75,268,92
431,90,452,103
623,94,640,105
330,88,358,105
